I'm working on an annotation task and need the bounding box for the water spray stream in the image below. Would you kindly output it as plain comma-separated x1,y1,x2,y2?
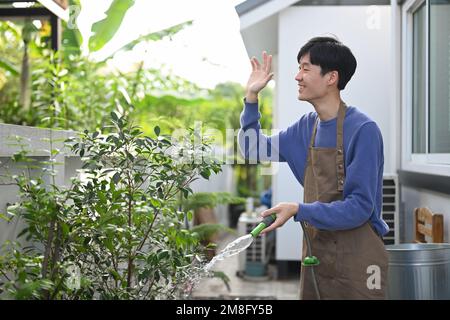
204,214,277,272
181,214,277,298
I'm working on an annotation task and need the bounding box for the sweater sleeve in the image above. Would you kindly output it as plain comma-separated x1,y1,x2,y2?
238,99,290,162
294,122,384,230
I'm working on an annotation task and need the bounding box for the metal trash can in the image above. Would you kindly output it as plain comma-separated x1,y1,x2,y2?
386,243,450,299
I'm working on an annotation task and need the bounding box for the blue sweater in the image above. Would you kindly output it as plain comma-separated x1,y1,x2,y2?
238,99,389,237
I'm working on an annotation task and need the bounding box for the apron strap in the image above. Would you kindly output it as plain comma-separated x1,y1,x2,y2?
336,100,347,191
309,118,319,148
306,116,319,167
307,101,347,190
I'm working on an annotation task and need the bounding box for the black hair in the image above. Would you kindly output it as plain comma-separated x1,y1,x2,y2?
297,36,357,90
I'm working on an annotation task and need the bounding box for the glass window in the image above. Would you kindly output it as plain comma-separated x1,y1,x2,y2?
412,2,427,153
429,0,450,153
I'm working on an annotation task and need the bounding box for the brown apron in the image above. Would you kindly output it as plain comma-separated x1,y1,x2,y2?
299,101,388,300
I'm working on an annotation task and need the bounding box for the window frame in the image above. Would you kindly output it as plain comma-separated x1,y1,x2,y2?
401,0,450,176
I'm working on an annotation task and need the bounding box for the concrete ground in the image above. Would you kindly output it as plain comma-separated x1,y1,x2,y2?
192,232,300,300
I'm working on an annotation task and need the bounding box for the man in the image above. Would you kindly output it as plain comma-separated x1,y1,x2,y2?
238,36,388,299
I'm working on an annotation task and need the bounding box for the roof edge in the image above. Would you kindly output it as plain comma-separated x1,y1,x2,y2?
236,0,299,30
235,0,272,16
37,0,68,21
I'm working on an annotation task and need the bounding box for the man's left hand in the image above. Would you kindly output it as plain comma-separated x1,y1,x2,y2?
260,202,299,235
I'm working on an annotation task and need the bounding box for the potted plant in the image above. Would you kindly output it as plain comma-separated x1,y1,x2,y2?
184,192,244,260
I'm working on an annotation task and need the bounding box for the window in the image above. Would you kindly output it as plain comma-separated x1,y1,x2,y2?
429,0,450,154
408,0,450,168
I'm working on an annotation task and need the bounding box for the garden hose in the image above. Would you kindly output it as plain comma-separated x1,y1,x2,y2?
250,214,321,300
300,221,321,300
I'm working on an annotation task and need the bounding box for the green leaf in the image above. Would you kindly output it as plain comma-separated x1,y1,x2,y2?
154,126,160,136
17,227,29,239
61,223,70,237
0,57,19,75
109,269,121,281
200,169,210,179
88,0,136,52
62,1,83,56
158,250,169,260
150,198,161,208
102,20,192,60
131,128,142,136
83,236,91,246
0,213,12,222
110,111,118,122
112,172,120,184
125,150,134,161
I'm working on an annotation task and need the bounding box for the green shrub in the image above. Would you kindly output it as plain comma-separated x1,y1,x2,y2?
0,113,224,299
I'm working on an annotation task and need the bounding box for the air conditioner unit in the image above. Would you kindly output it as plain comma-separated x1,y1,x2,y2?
237,214,273,280
382,174,399,245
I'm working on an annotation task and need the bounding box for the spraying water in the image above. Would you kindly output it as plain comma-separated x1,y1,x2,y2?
179,214,277,298
185,213,321,300
204,234,254,272
203,213,277,272
177,234,255,298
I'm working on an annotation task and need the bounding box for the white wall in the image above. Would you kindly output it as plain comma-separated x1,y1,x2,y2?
273,5,393,260
0,124,78,245
401,187,450,243
190,147,235,228
397,3,450,244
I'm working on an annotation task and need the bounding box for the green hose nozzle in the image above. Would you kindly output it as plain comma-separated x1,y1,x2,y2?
250,213,277,237
302,255,320,266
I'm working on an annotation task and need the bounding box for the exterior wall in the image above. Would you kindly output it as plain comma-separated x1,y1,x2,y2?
401,187,450,243
274,5,393,260
399,1,450,245
190,161,235,227
0,124,79,245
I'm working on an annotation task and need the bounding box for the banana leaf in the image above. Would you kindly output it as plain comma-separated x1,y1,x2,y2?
88,0,135,52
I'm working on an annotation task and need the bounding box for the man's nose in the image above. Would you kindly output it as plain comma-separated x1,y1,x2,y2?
295,71,302,81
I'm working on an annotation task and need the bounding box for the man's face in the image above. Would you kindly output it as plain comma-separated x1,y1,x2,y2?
295,53,335,102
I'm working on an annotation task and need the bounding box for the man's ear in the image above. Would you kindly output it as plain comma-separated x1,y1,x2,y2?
327,71,339,87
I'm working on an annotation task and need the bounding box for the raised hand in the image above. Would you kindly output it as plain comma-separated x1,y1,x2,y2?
246,51,274,102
